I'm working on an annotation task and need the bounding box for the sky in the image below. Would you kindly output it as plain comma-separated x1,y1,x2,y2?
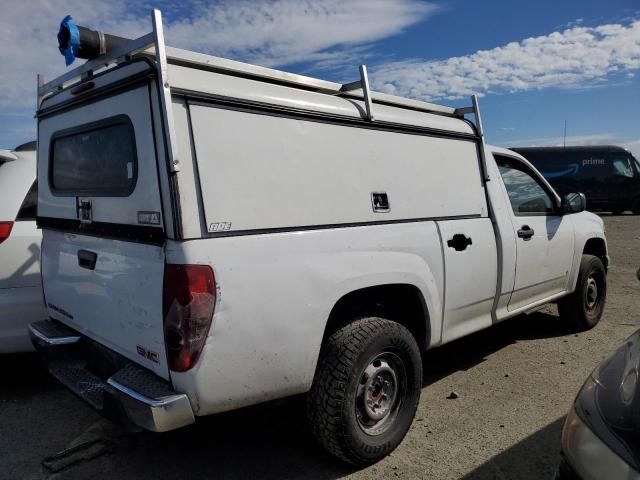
0,0,638,157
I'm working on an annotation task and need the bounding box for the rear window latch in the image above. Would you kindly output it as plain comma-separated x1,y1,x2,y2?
77,198,92,223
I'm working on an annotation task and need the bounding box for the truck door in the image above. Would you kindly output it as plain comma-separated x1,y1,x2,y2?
494,156,574,311
439,218,498,343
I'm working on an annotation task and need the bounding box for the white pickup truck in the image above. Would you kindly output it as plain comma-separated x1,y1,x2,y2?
30,11,608,466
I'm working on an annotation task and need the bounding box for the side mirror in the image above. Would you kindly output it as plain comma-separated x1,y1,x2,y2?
562,193,586,214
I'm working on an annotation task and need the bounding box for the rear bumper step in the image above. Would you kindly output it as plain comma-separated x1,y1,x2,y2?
29,319,80,345
29,320,194,432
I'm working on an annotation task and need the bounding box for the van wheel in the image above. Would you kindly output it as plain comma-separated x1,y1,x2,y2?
632,197,640,215
307,317,422,466
558,255,607,330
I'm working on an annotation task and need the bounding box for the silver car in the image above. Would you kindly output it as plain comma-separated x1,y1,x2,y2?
557,321,640,479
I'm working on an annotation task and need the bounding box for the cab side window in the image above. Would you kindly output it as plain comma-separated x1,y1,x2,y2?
612,158,634,178
16,181,37,221
496,158,555,216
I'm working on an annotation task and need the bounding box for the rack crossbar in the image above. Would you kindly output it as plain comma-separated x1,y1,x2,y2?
38,32,155,105
160,47,457,117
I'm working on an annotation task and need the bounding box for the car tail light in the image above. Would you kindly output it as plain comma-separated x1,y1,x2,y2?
163,264,216,372
0,222,13,245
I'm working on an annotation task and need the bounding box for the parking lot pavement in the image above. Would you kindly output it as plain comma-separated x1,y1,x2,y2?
1,214,638,480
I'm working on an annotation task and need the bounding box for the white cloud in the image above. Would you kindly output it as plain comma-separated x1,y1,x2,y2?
165,0,436,68
0,0,435,109
371,20,640,101
0,0,147,110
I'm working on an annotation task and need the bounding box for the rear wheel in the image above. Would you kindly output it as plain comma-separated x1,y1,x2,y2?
558,255,607,330
307,317,422,466
632,197,640,215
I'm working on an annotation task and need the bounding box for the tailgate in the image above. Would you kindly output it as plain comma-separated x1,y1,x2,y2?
38,79,170,379
42,230,168,378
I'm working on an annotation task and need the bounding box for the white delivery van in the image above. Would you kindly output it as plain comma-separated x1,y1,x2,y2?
30,11,608,465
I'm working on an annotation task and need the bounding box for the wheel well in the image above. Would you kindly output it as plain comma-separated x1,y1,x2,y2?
324,284,430,350
583,238,608,270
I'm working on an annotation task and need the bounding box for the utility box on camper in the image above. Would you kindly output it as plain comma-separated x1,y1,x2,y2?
30,10,609,465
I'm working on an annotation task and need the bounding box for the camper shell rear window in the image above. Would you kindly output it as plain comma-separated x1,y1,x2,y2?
50,115,137,196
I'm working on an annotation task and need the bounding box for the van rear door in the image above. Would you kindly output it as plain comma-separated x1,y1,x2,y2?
37,80,170,379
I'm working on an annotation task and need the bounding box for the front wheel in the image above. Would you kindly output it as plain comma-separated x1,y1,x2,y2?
307,317,422,466
558,255,607,330
632,197,640,215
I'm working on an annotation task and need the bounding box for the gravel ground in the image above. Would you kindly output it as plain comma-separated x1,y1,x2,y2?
1,214,638,480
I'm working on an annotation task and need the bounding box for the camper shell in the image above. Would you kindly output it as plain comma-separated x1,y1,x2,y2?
36,36,487,242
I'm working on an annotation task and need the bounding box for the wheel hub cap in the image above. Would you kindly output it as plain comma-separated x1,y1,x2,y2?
586,276,598,311
355,352,406,436
363,361,397,420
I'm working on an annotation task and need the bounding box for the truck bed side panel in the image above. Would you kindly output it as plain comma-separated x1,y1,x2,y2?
167,222,444,415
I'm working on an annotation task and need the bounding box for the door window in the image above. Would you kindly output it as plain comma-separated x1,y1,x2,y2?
612,157,634,178
496,158,555,215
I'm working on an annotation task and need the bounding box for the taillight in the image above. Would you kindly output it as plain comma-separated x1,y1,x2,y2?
0,222,13,245
163,264,216,372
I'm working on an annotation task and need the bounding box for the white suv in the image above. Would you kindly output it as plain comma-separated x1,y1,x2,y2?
0,142,45,353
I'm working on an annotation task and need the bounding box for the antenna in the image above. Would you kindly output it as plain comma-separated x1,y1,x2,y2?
563,120,567,148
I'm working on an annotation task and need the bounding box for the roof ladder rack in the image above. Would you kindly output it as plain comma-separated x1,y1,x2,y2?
454,95,484,138
340,65,374,122
456,95,490,181
152,9,180,172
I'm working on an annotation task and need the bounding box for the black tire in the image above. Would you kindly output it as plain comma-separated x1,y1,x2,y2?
632,197,640,215
307,317,422,466
558,255,607,330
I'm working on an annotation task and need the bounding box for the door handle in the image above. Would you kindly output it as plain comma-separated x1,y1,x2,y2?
517,225,535,240
78,249,97,270
447,233,473,252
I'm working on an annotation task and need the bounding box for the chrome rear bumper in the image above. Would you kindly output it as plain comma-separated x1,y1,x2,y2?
29,319,194,433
